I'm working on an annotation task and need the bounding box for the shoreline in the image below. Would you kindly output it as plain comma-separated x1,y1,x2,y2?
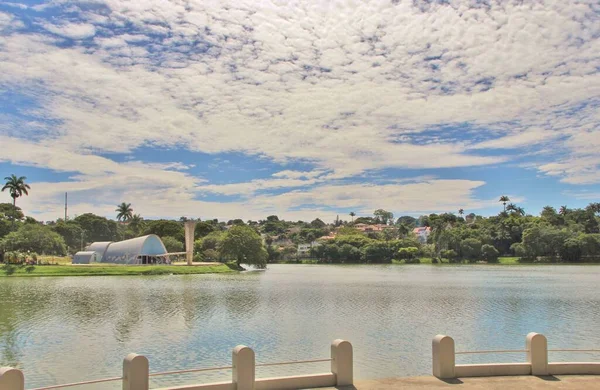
0,263,239,277
272,257,600,266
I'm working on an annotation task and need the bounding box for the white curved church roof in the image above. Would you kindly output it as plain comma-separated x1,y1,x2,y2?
102,234,168,264
85,242,111,258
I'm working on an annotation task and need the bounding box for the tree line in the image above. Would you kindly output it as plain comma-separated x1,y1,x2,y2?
1,175,599,265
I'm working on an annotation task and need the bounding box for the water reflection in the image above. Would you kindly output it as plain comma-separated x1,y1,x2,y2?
0,265,599,388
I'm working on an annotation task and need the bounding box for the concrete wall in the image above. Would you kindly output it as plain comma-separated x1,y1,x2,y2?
433,332,600,379
0,340,352,390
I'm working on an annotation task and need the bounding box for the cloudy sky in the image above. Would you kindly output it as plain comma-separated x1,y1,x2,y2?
0,0,599,222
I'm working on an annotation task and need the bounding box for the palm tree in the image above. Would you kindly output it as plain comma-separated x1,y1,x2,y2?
516,207,525,216
458,208,464,216
2,175,30,228
349,212,356,222
499,195,510,212
129,214,144,233
506,203,517,212
116,202,133,222
559,205,569,216
2,175,31,208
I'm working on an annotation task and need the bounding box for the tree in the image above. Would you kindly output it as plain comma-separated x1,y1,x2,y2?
1,224,66,255
363,242,394,263
458,209,464,217
310,218,326,229
128,214,144,233
200,231,225,252
460,238,482,261
354,216,376,225
349,212,356,222
74,213,118,242
481,244,499,263
499,196,510,212
144,220,185,242
339,243,362,263
0,203,24,221
219,225,267,268
374,209,394,225
161,236,184,253
116,203,133,222
541,206,559,225
52,220,85,253
560,238,582,262
521,225,569,259
2,175,30,229
440,249,458,262
397,247,419,263
559,206,569,216
396,216,417,228
195,221,216,238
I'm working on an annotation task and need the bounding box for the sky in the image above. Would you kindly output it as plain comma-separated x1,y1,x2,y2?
0,0,599,223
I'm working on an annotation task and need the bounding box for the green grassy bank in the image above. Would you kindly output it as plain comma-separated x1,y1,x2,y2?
0,263,238,277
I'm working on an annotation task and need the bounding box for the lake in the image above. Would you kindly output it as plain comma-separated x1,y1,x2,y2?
1,264,599,388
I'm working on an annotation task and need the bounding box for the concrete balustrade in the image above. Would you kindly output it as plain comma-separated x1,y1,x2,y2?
0,340,352,390
0,367,24,390
433,332,600,379
124,353,149,390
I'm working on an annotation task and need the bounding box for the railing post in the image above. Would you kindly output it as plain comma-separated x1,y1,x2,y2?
232,345,255,390
123,353,149,390
526,332,548,375
331,339,353,386
432,335,455,379
0,367,24,390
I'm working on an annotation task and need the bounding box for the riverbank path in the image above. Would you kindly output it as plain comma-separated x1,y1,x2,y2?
318,375,600,389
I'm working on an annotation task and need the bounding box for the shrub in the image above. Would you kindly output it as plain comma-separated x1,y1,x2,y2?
397,247,419,261
161,236,184,253
1,224,67,255
510,242,528,258
560,238,582,262
440,249,458,262
203,249,220,262
460,238,482,261
363,242,393,263
481,244,500,263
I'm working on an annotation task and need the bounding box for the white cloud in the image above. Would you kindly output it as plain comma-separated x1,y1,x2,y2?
42,22,96,40
470,128,562,150
1,0,599,219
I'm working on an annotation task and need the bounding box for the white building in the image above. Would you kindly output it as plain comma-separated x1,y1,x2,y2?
297,241,322,256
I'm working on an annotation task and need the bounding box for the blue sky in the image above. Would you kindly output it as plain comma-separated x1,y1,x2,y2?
0,0,599,222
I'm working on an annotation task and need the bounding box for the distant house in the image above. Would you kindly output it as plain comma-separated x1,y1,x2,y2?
354,223,394,233
272,236,294,247
413,227,431,243
297,241,322,257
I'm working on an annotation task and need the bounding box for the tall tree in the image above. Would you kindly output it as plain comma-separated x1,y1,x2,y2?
219,225,267,268
458,208,464,216
499,196,510,212
373,209,394,225
2,175,30,228
128,214,144,234
115,202,133,222
349,212,356,222
559,205,569,216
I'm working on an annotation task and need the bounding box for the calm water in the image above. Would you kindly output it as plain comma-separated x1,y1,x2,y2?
1,264,599,388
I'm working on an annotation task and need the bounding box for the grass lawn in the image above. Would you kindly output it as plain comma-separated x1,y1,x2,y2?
0,263,237,277
37,255,72,265
498,256,521,264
